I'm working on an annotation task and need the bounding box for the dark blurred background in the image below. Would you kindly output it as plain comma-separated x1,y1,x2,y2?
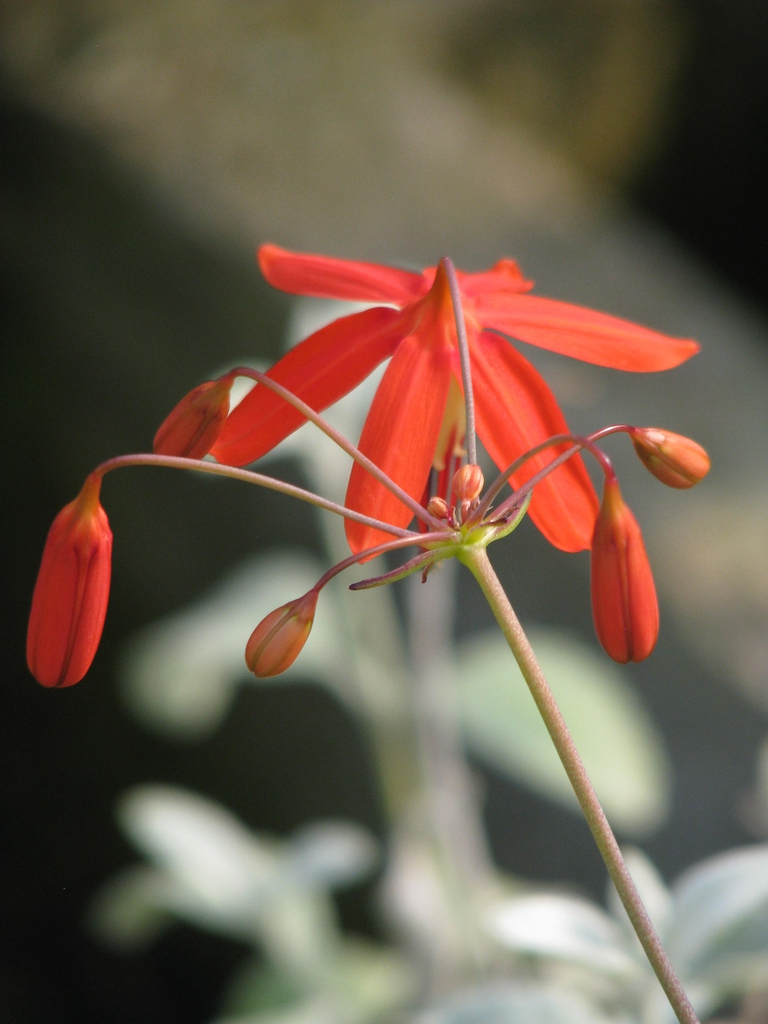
3,2,768,1021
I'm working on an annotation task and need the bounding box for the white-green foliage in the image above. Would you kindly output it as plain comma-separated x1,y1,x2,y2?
413,984,623,1024
456,628,670,837
487,845,768,1024
90,785,416,1024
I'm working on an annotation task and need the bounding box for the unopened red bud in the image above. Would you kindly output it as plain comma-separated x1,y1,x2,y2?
27,475,113,687
591,478,658,664
153,373,235,459
245,590,318,678
426,496,450,519
452,464,484,502
629,427,710,489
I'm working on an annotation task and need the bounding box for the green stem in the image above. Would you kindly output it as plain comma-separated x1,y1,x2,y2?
461,546,700,1024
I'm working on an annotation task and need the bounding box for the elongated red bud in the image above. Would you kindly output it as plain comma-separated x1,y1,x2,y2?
153,373,235,459
245,590,318,678
629,427,710,489
452,464,484,501
27,475,113,687
590,478,658,663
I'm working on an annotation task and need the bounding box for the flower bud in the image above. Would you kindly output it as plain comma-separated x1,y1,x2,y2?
629,427,710,489
590,478,658,664
27,475,113,687
426,496,450,519
153,373,235,459
452,463,484,502
245,590,318,678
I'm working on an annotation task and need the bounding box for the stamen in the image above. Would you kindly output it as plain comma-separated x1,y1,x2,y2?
440,258,477,466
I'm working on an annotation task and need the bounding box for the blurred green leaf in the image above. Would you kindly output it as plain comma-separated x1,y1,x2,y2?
486,894,639,981
668,845,768,987
325,938,418,1019
287,821,378,889
217,938,416,1024
220,959,304,1017
456,627,670,836
87,864,174,950
119,551,347,738
414,983,617,1024
104,784,384,992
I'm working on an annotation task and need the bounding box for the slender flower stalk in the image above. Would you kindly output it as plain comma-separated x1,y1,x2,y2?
476,424,630,522
25,451,430,691
460,545,699,1024
228,367,447,532
94,453,419,539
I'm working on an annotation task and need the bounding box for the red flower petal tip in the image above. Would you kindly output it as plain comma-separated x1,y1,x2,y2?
153,373,235,459
629,427,711,489
245,591,318,678
590,478,658,664
27,475,113,688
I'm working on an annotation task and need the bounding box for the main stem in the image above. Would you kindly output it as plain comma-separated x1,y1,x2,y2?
461,546,699,1024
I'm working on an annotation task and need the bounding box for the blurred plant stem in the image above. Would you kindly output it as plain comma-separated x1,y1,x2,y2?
319,509,496,992
407,559,496,991
462,545,699,1024
319,512,421,820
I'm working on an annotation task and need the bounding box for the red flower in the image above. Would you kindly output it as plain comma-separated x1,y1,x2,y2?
212,245,699,554
590,477,658,663
27,475,113,688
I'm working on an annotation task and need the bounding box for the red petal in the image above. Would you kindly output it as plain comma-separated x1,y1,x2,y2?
259,244,428,305
471,332,599,552
344,334,453,553
27,485,113,688
474,294,699,371
212,306,406,466
455,258,533,297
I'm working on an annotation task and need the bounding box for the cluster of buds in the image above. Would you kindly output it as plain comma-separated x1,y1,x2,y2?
426,463,485,526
